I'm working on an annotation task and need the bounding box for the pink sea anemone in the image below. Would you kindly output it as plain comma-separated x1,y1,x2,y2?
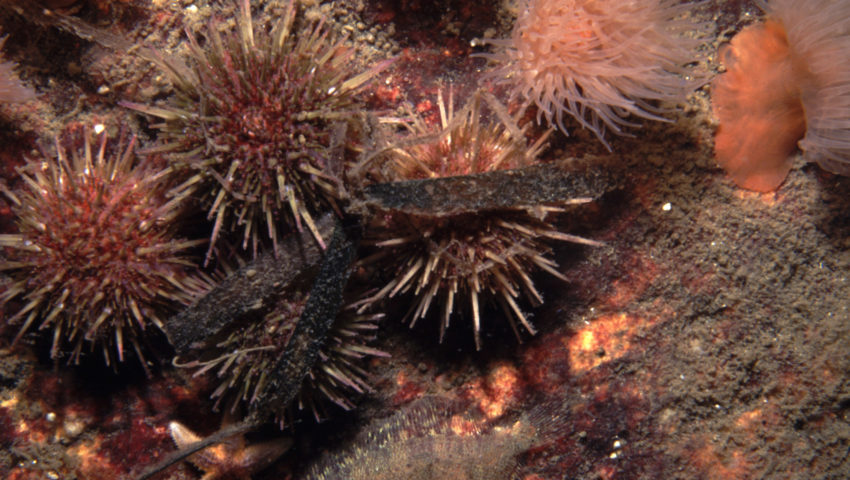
478,0,707,149
767,0,850,176
0,36,34,103
712,0,850,191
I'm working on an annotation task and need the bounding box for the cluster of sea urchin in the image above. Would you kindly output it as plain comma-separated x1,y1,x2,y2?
126,0,388,262
175,289,386,428
0,129,204,367
477,0,708,149
361,91,601,349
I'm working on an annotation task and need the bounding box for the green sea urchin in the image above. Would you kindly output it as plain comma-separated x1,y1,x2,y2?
126,0,388,262
176,289,387,428
0,128,204,366
376,90,548,179
362,91,601,349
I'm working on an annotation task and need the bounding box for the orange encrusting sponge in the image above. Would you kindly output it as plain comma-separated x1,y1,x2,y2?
712,20,806,192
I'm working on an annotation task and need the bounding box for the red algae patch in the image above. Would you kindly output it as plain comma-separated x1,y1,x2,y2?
462,363,522,420
712,20,805,192
567,313,659,373
684,434,755,480
391,370,425,406
602,254,660,310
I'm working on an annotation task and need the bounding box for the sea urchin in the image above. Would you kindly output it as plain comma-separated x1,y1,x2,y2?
362,91,601,349
126,0,388,262
0,128,203,366
175,289,387,428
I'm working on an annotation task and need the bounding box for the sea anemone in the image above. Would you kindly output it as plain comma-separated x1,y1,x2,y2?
0,128,205,366
711,20,805,191
712,0,850,191
478,0,707,149
362,91,600,349
0,36,35,103
126,0,388,262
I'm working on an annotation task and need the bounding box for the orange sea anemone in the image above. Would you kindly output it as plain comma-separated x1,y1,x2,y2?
712,0,850,191
478,0,708,149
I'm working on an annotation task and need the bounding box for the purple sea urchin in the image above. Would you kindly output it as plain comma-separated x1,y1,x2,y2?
127,0,388,262
176,290,387,428
477,0,707,149
362,91,601,349
0,128,204,366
